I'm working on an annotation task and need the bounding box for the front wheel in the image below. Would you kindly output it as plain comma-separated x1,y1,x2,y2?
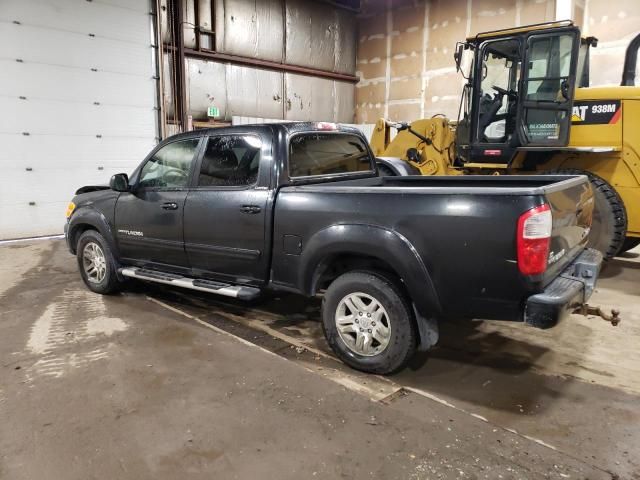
321,271,417,375
76,230,123,294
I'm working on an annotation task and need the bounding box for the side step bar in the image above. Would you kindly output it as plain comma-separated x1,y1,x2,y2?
119,267,261,301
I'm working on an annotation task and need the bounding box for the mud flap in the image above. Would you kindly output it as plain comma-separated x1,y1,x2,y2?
413,305,439,351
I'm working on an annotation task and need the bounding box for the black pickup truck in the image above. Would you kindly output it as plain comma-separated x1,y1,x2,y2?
65,122,602,374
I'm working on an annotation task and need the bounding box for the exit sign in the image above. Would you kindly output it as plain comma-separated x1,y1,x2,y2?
207,106,220,118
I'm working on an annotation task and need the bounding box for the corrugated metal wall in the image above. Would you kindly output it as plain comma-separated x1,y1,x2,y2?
160,0,357,126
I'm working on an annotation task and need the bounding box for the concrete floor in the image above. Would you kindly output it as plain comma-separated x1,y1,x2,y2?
0,240,638,479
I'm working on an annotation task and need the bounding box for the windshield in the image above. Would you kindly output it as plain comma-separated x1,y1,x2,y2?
288,133,374,178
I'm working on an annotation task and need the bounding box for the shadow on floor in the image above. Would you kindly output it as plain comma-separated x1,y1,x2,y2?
599,256,640,279
137,280,587,416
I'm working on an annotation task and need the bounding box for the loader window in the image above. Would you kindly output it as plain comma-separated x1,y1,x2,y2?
525,34,573,102
520,32,577,145
477,39,520,143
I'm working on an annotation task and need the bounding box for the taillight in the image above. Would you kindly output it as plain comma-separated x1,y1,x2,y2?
517,204,552,276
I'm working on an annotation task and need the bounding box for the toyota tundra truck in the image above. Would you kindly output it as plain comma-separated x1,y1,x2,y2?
65,122,602,374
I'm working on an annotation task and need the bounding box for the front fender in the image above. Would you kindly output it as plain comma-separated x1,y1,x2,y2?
300,224,441,317
67,206,119,260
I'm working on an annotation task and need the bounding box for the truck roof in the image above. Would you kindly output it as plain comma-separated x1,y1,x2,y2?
164,122,364,143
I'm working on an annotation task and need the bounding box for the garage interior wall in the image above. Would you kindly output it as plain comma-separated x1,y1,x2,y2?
159,0,359,136
583,0,640,86
0,0,158,240
355,0,640,124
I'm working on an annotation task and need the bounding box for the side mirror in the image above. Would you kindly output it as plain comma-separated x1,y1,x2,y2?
454,43,464,72
110,173,129,192
454,42,471,80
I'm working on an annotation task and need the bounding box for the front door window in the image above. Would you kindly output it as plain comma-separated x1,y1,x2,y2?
138,138,200,188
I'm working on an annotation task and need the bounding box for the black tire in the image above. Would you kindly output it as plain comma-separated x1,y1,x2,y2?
377,163,397,176
620,237,640,253
76,230,122,294
321,271,417,375
550,169,627,260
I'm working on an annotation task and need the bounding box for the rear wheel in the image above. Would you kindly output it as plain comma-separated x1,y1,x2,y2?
321,271,417,375
550,169,627,260
620,237,640,253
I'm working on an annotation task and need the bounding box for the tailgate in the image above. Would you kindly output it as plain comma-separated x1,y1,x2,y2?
543,175,594,284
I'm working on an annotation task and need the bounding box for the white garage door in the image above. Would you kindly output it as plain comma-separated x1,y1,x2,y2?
0,0,158,239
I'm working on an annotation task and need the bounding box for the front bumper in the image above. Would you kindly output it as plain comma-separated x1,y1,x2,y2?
524,248,603,329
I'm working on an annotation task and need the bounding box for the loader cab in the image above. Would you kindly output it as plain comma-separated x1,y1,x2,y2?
455,21,581,165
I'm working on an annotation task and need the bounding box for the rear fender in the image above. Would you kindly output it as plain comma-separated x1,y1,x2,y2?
300,224,442,318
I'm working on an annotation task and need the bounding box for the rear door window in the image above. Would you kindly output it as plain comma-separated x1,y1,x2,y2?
289,133,373,178
197,135,261,187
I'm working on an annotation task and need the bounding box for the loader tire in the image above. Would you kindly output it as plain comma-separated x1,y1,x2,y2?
377,163,397,177
550,169,627,260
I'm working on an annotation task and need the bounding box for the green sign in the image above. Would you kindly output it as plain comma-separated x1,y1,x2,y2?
207,106,220,118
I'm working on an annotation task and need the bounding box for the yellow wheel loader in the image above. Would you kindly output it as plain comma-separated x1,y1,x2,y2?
372,21,640,259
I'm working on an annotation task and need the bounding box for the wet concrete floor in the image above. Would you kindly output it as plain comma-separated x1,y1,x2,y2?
0,239,638,479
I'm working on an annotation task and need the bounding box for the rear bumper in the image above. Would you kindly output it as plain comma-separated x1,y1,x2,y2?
524,248,602,329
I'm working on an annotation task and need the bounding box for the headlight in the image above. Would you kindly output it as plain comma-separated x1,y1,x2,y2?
65,202,76,219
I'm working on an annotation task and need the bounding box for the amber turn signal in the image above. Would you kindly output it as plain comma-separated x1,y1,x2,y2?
65,202,76,219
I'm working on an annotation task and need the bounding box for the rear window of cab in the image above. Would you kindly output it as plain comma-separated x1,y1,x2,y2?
288,133,374,178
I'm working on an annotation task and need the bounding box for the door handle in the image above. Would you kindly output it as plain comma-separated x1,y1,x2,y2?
240,205,261,214
161,202,178,210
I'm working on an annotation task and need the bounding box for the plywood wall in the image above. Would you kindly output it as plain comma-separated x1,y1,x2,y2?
584,0,640,86
356,0,557,124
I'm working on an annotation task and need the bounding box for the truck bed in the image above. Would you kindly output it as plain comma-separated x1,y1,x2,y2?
327,174,589,194
273,173,593,321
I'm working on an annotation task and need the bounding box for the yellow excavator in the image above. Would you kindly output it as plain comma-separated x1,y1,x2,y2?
372,21,640,259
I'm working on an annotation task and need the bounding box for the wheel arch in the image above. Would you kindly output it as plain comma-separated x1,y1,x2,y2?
300,224,442,318
67,207,120,259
